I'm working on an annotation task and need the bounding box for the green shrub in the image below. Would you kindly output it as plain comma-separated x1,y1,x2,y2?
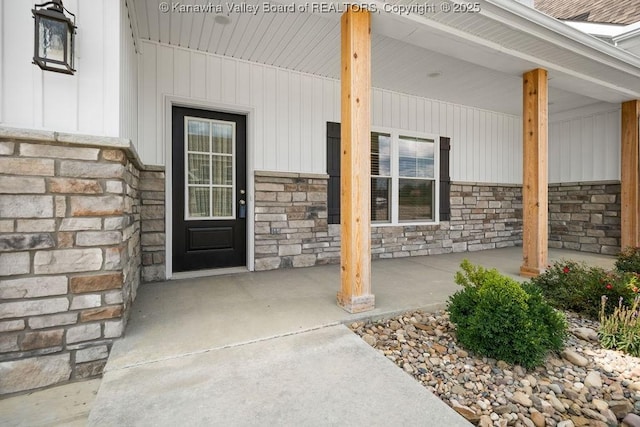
448,260,566,368
616,247,640,274
529,260,638,319
599,295,640,357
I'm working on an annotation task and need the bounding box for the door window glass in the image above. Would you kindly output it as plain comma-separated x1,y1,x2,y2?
185,118,235,219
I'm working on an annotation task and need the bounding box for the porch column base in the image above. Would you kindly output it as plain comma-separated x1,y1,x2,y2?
519,265,544,278
337,293,375,314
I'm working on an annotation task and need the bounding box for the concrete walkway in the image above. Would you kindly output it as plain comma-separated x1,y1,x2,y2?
1,248,615,426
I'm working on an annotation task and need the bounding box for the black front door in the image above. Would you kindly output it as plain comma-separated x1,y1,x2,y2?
172,106,247,272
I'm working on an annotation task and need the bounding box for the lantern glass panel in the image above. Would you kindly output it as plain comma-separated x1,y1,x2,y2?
38,16,66,63
67,25,73,66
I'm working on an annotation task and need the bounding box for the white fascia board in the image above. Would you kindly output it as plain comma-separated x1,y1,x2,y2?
563,21,626,38
613,22,640,44
478,0,640,74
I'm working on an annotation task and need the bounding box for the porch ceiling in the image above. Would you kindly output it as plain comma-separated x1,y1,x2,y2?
130,0,640,115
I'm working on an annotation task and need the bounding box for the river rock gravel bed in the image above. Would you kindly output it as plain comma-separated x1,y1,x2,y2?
350,310,640,427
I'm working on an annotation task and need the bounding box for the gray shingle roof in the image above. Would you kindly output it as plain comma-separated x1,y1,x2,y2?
534,0,640,25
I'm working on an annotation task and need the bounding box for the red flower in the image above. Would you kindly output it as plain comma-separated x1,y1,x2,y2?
606,284,613,290
633,287,639,293
563,266,570,274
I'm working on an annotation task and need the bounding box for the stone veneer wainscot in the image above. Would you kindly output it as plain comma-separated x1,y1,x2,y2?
253,174,524,270
548,181,621,254
140,169,166,282
0,128,143,395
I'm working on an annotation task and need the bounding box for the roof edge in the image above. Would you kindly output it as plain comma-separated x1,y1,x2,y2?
482,0,640,72
613,22,640,43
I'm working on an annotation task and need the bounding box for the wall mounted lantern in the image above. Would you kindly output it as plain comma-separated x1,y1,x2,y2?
32,0,76,74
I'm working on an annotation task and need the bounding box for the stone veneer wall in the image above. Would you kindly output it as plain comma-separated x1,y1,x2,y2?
253,171,329,270
253,173,523,270
0,134,141,395
140,169,166,282
368,183,523,259
548,181,621,255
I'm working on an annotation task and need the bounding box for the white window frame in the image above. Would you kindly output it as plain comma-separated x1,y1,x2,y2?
184,116,236,221
371,126,440,226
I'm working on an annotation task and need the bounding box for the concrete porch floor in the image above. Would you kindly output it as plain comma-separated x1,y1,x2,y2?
1,248,616,426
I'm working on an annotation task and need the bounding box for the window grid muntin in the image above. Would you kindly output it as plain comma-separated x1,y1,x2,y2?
184,116,236,221
370,128,439,225
371,132,392,223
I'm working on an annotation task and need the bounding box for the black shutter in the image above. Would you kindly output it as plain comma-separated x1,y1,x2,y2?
327,122,341,224
439,137,451,221
329,125,451,223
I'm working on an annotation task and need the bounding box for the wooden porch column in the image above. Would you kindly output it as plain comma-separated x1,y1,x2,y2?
337,8,374,313
520,68,549,277
621,100,640,249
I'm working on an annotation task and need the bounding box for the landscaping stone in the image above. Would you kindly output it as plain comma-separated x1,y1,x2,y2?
585,370,603,389
530,411,545,427
511,391,533,407
623,413,640,427
351,310,640,427
610,401,634,419
561,349,589,367
572,327,599,342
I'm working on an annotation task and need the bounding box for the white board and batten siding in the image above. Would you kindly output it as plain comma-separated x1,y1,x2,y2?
0,0,137,141
119,0,139,143
138,40,524,184
548,103,621,183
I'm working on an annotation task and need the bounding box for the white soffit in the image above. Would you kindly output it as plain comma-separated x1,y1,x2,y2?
131,0,638,114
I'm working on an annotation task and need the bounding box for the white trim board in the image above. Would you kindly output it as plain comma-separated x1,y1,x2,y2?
163,95,256,279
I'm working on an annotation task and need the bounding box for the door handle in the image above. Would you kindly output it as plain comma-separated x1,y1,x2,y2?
238,198,246,218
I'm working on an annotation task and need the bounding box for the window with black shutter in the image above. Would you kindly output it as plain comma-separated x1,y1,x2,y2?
326,122,451,224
